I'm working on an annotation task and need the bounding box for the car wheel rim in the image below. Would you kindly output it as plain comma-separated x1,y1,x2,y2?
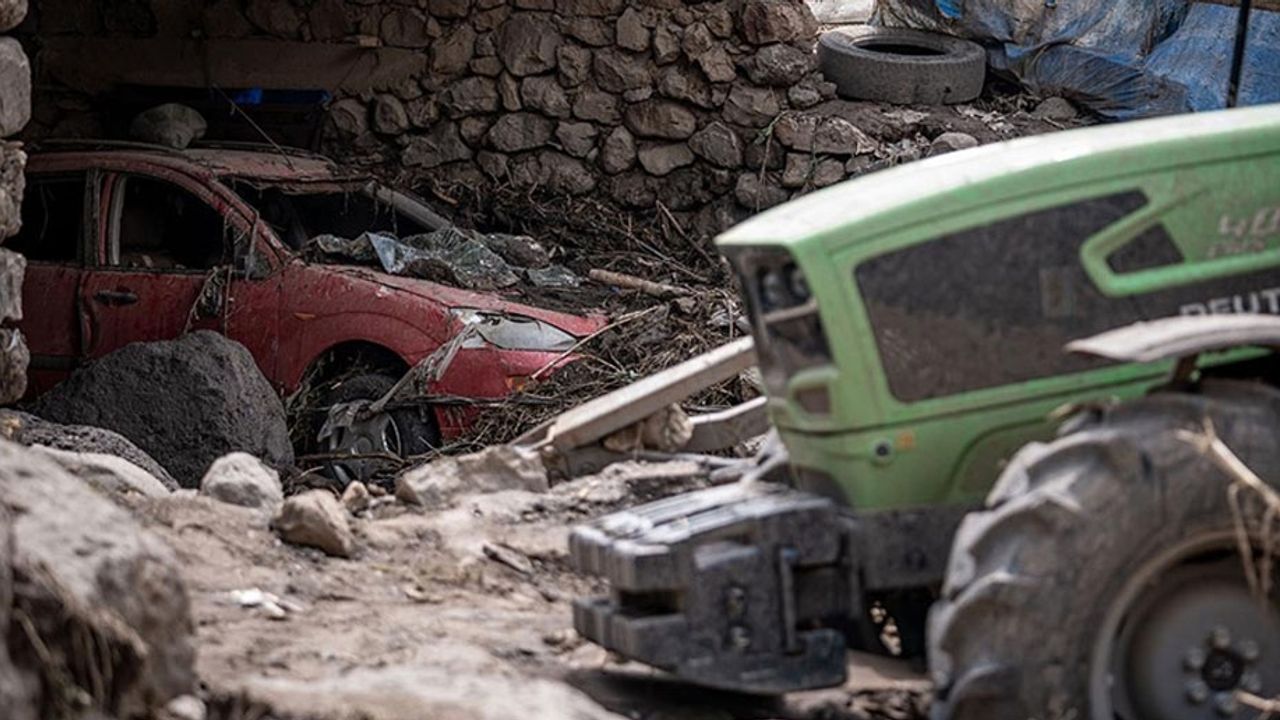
1090,533,1280,720
329,410,404,483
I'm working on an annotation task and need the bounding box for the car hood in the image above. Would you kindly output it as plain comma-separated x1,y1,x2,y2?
329,265,606,337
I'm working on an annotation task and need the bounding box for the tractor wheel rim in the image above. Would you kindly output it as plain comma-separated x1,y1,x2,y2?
1090,532,1280,720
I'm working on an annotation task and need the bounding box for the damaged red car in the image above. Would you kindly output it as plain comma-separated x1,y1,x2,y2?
13,141,602,471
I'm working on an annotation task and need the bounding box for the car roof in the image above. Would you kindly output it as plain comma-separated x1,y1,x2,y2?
28,140,368,184
717,103,1280,249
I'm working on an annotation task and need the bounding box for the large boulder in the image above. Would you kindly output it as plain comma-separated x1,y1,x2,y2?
0,409,178,490
0,505,37,720
0,440,195,717
32,331,294,487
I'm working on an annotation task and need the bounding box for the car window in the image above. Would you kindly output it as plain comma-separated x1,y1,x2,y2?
234,184,429,250
10,175,85,263
857,191,1280,402
1106,224,1184,274
113,176,227,271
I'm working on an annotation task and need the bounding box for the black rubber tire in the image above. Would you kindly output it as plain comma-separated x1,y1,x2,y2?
928,382,1280,719
817,26,986,105
319,374,440,488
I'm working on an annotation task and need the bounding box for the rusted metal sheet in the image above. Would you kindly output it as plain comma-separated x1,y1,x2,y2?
1066,314,1280,363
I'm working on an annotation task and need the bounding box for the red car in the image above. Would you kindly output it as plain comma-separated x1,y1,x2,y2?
12,141,601,467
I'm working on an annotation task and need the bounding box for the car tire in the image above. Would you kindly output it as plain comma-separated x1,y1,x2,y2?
321,373,440,485
928,384,1280,719
817,26,986,105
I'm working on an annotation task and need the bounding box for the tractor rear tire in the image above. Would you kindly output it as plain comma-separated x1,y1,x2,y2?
928,383,1280,720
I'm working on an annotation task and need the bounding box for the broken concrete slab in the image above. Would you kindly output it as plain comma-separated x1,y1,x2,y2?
32,331,294,486
396,444,547,509
274,490,355,558
200,452,284,512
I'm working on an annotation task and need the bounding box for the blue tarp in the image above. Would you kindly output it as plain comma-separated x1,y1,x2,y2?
873,0,1280,119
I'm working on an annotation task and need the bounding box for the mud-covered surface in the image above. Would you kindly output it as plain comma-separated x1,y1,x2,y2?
127,461,929,720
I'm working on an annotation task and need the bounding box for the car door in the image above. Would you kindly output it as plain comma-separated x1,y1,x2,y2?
79,169,280,384
9,170,95,396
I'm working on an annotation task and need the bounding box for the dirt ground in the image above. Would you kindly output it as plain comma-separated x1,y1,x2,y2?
129,460,929,720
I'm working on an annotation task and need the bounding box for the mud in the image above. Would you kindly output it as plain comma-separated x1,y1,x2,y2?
125,461,928,720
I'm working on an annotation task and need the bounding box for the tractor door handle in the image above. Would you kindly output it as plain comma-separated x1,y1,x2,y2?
93,289,138,306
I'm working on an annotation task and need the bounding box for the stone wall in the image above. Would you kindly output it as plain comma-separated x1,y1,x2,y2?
0,0,28,404
21,0,910,238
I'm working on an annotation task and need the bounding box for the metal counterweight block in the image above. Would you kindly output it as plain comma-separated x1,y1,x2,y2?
570,481,855,694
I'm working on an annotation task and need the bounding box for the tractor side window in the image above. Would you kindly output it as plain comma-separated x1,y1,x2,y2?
857,192,1280,403
10,175,85,263
1106,225,1184,274
114,177,226,271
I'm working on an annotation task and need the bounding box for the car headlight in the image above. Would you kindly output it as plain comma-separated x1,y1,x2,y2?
450,309,578,352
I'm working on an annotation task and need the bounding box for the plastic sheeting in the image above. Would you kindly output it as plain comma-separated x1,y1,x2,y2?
872,0,1280,119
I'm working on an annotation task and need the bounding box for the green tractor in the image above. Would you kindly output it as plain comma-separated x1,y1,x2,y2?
567,103,1280,718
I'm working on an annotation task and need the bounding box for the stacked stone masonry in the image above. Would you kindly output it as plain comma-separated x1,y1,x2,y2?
23,0,911,238
0,0,28,405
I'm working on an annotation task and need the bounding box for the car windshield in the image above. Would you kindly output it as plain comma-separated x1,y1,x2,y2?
233,181,434,250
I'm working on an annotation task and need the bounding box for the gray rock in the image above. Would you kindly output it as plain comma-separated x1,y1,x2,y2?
326,97,368,137
607,172,657,208
0,502,36,720
658,62,715,108
0,150,23,242
930,131,980,154
681,22,714,57
405,96,440,128
200,452,283,511
246,0,301,38
480,233,551,268
32,331,294,487
744,43,814,86
689,122,743,168
735,172,789,210
774,113,817,150
274,490,355,558
739,0,818,45
593,48,652,93
653,23,682,65
812,157,845,187
0,410,178,489
430,22,476,76
1034,96,1078,121
696,46,737,83
0,0,27,33
781,152,812,188
162,695,207,720
572,89,622,124
557,44,592,86
426,0,472,19
380,7,433,48
521,75,570,118
624,99,697,139
0,440,195,716
638,142,695,176
788,82,822,109
446,76,500,115
555,121,599,158
814,117,876,155
396,445,547,509
372,94,409,135
477,150,510,179
616,7,650,52
498,72,523,111
496,14,561,76
745,133,787,170
486,112,555,152
29,445,172,500
0,39,29,138
129,103,207,149
403,121,474,168
724,85,780,128
600,126,637,174
341,480,372,514
539,151,598,195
